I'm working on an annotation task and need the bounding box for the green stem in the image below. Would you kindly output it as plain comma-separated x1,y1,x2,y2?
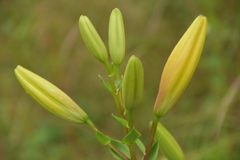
128,109,137,160
104,62,135,159
104,62,117,94
114,64,125,114
109,143,131,160
86,119,130,160
144,115,160,160
128,109,134,129
114,64,121,80
113,96,129,134
86,119,98,130
104,61,128,134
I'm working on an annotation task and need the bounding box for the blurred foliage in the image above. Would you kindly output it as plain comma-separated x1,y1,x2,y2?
1,0,240,159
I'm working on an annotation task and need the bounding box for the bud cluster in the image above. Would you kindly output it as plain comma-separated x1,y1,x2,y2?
14,8,207,160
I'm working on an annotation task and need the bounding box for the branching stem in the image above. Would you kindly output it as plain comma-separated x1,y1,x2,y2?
104,62,128,134
86,119,130,160
104,62,137,159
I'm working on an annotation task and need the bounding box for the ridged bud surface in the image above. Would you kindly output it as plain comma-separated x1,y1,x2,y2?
79,16,108,63
154,16,207,117
122,56,144,110
15,65,88,123
109,8,125,65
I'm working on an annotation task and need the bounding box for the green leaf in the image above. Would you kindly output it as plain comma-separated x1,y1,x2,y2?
95,130,110,145
110,139,130,160
148,141,159,160
110,148,126,160
112,113,129,128
136,138,146,153
98,75,115,94
122,128,141,145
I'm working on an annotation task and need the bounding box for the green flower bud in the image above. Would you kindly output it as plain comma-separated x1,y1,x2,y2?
154,16,207,117
79,15,108,63
155,122,186,160
109,8,125,65
15,65,88,124
122,56,144,110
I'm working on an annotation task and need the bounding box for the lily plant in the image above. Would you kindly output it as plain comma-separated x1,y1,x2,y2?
15,8,207,160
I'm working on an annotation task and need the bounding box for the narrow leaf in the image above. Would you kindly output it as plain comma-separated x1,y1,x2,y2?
110,139,130,159
148,140,159,160
136,138,146,153
110,148,126,160
122,128,141,145
112,113,129,128
95,130,110,145
98,75,115,94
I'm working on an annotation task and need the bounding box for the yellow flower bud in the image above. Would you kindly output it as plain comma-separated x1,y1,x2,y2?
15,65,88,124
122,56,144,110
156,122,186,160
109,8,125,65
79,15,108,63
154,16,207,117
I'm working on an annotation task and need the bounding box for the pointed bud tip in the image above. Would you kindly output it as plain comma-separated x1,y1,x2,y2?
113,8,120,12
128,55,139,62
79,15,88,23
15,65,26,76
15,65,22,70
112,8,122,15
196,15,207,26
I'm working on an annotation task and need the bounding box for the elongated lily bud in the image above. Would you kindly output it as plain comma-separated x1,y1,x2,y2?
109,8,125,65
79,16,108,63
122,56,144,110
15,65,88,124
155,122,186,160
154,16,207,117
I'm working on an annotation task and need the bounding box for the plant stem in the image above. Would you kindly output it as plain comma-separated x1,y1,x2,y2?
86,118,98,130
86,119,130,160
128,109,134,129
104,62,117,94
104,62,136,159
114,64,121,80
114,64,125,114
128,109,137,160
104,61,128,134
144,115,160,160
109,143,131,160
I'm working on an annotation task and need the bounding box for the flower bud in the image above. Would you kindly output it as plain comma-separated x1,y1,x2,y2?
15,65,88,124
79,15,108,63
109,8,125,65
122,56,144,110
154,16,207,117
156,122,186,160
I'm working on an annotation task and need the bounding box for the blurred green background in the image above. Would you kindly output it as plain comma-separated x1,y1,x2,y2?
1,0,240,159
